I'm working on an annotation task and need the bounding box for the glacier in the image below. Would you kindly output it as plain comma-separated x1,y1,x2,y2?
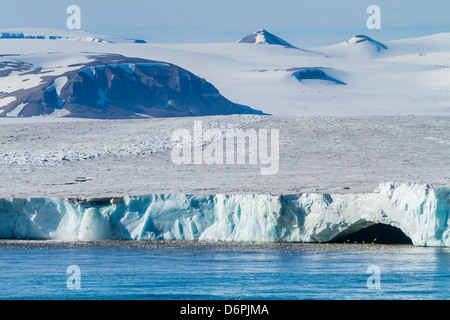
0,182,448,247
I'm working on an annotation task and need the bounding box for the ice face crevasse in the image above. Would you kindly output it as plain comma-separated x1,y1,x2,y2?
0,183,448,246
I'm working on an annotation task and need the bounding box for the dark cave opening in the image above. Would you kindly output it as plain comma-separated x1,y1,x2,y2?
329,223,413,245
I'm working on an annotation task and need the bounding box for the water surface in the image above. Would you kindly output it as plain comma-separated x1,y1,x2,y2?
0,241,448,300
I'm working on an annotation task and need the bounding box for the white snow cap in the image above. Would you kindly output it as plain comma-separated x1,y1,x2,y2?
346,34,387,51
237,29,298,49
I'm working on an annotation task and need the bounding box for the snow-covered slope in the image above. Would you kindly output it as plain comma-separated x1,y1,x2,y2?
345,35,387,56
312,34,389,59
0,183,448,246
1,114,448,197
1,28,450,117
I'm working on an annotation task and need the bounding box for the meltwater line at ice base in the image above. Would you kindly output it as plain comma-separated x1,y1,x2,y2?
0,182,448,247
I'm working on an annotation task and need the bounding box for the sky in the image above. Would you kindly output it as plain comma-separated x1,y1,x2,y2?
0,0,449,47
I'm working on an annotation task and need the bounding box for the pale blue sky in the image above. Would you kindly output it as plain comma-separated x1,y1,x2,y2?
1,0,449,47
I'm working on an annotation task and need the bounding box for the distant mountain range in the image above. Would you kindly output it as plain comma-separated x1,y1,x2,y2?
1,28,449,117
0,28,147,43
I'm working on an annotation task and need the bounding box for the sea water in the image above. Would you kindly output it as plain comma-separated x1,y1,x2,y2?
0,241,448,300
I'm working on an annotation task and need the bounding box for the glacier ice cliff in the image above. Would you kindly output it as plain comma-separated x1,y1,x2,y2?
0,183,448,246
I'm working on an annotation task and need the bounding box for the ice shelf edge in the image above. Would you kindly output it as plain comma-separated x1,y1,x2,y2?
0,182,448,247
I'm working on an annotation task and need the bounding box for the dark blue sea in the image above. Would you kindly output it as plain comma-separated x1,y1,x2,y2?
0,241,448,300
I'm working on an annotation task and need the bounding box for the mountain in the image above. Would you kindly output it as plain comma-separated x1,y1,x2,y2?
346,35,387,52
237,29,298,49
1,28,449,117
0,53,263,118
0,28,146,43
316,34,388,59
